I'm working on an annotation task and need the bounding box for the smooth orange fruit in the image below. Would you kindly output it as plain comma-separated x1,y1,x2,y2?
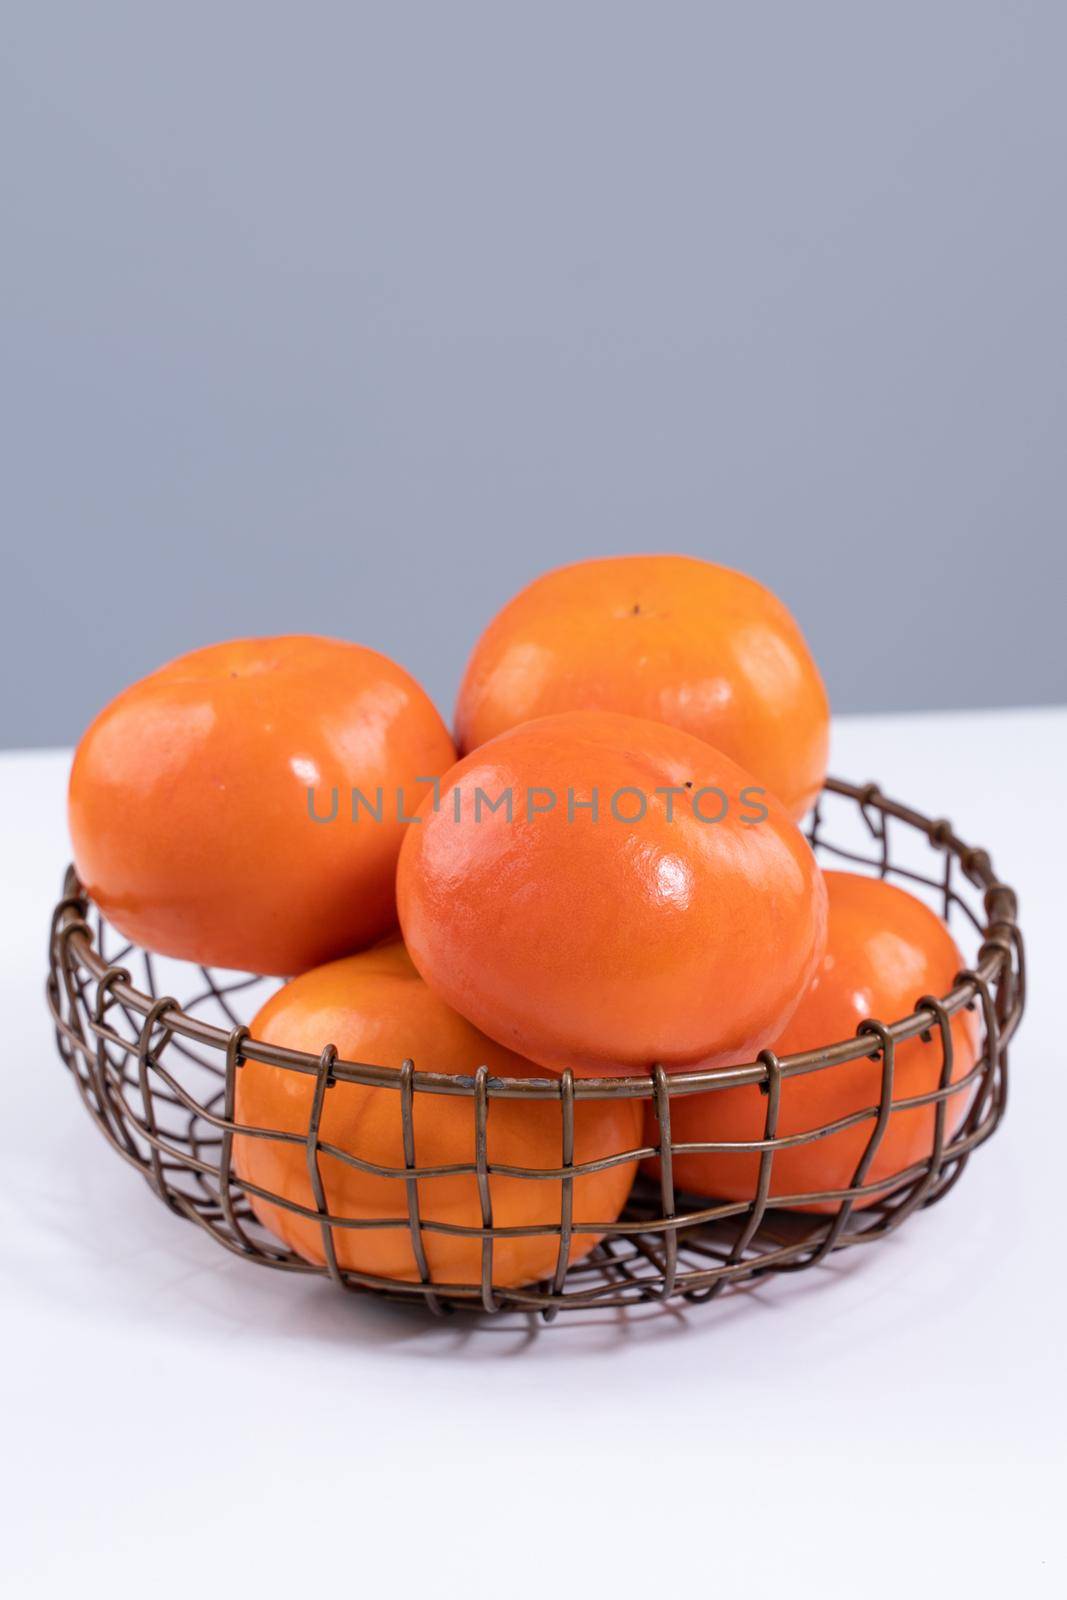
233,943,641,1288
397,710,828,1077
455,555,829,820
654,872,979,1212
69,636,455,975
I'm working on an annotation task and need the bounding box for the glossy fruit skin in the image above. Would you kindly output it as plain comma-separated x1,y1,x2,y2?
68,636,455,975
651,872,980,1213
233,943,641,1288
454,555,830,820
397,710,828,1078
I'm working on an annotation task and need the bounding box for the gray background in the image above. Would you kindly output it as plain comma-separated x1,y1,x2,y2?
3,1,1065,750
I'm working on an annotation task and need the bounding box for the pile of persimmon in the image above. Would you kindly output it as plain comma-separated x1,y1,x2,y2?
69,555,976,1290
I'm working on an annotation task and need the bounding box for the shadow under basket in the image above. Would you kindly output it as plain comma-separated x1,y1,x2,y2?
47,777,1024,1320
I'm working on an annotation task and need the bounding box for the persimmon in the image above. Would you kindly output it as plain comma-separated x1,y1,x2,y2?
396,710,828,1077
233,942,641,1288
654,872,979,1212
68,636,455,975
454,555,829,820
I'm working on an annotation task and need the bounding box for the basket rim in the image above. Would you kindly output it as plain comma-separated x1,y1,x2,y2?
51,775,1021,1105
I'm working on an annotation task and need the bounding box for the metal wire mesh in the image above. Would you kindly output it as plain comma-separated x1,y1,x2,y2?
46,777,1023,1318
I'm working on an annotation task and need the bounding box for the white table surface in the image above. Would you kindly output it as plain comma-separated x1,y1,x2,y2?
2,709,1064,1598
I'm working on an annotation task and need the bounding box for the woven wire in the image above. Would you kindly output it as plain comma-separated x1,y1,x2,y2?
46,777,1024,1318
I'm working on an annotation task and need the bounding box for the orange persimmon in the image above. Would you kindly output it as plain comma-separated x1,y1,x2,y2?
454,555,829,820
397,710,827,1077
69,635,455,975
234,942,641,1288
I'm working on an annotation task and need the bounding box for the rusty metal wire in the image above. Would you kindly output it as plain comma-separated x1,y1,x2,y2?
46,777,1023,1318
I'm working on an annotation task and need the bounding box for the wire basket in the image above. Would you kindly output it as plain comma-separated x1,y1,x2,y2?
47,776,1024,1318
